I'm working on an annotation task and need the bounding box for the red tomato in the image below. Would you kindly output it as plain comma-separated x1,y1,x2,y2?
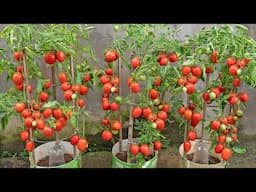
43,108,52,119
111,120,122,131
78,99,85,108
226,57,237,66
130,82,140,93
182,66,191,76
55,51,65,62
44,79,51,89
153,141,162,151
184,109,192,120
70,134,80,145
77,139,88,151
20,131,29,141
132,106,142,118
15,102,26,113
39,91,49,102
131,57,141,69
191,66,202,77
58,73,67,83
188,130,197,141
13,51,24,61
221,148,232,161
101,130,113,141
26,141,34,152
140,144,151,156
130,144,140,155
150,89,159,100
183,141,191,152
211,120,220,130
215,143,224,153
104,51,117,62
12,72,23,85
168,52,178,62
53,109,62,119
44,52,56,64
211,50,218,63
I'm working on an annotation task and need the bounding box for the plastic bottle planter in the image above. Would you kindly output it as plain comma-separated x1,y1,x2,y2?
34,141,80,168
112,139,158,168
179,139,224,168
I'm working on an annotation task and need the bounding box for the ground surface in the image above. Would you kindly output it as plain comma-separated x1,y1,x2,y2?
0,133,254,168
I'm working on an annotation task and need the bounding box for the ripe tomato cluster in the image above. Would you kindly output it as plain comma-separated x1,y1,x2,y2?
100,50,121,141
209,56,250,161
180,50,250,161
13,51,90,152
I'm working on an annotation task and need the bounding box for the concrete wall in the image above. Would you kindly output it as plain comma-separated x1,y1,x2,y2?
0,24,256,135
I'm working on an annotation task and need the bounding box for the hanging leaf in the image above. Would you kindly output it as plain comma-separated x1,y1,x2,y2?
232,146,247,154
42,101,60,109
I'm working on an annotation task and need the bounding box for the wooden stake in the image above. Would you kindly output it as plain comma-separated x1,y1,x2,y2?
22,50,36,167
117,58,123,152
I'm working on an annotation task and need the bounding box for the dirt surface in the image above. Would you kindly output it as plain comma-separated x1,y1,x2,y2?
1,120,256,168
186,153,221,164
37,153,73,167
0,157,30,168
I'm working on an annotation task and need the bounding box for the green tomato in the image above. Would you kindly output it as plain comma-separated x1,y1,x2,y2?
233,116,238,121
236,110,243,117
71,94,77,100
226,136,232,143
151,122,157,129
112,130,119,135
114,25,119,31
220,124,226,131
139,75,146,81
164,82,169,88
209,92,216,100
153,98,160,105
182,87,187,93
158,105,163,110
115,96,123,103
32,121,37,127
237,69,242,75
111,87,116,93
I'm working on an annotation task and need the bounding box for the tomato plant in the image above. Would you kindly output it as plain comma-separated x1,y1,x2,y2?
0,24,97,167
99,24,185,165
177,24,256,164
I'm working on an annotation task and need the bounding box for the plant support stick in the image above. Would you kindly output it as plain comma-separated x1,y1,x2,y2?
127,93,135,163
70,55,77,158
22,50,35,167
117,58,123,152
51,65,60,144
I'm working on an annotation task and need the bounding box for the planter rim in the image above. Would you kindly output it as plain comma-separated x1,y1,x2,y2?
34,140,79,168
112,139,158,166
179,139,224,167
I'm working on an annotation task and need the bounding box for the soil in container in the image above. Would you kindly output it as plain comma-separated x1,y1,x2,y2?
37,153,73,167
186,153,221,164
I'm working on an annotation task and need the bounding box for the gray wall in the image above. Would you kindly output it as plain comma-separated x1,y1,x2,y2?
0,24,255,135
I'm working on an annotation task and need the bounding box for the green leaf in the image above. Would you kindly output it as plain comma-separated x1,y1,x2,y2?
182,59,194,66
42,101,60,109
1,114,8,130
232,146,247,154
76,72,82,84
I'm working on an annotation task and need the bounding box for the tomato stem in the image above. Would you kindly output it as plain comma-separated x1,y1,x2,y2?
117,57,123,152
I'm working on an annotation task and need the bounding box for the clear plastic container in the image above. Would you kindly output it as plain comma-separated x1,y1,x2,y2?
192,141,209,164
49,142,65,167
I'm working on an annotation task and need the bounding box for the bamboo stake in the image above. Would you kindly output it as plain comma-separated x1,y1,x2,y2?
22,50,36,167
